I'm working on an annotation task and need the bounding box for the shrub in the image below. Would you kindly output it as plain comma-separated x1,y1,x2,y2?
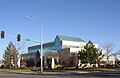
55,64,63,70
20,65,27,69
31,67,40,71
0,65,5,68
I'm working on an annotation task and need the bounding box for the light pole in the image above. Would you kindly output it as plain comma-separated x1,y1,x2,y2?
25,16,43,72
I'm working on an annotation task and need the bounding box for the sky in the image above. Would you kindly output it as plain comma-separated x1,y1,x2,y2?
0,0,120,59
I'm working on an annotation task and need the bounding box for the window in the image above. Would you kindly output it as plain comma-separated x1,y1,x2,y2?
63,45,79,48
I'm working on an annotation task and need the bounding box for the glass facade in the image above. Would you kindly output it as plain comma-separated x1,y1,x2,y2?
54,36,62,50
28,35,84,54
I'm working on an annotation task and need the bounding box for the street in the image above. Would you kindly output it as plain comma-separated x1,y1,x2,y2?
0,71,120,78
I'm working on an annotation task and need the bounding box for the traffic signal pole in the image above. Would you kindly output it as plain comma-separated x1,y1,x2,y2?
0,32,40,43
25,16,43,72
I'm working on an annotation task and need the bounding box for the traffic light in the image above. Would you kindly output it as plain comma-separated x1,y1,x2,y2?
17,34,21,41
1,31,5,39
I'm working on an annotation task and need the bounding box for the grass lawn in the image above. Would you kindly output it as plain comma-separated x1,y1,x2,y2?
81,68,118,71
0,68,32,72
0,67,120,72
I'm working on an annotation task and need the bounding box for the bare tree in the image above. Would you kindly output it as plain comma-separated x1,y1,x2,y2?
15,41,27,54
15,41,27,67
102,42,114,64
112,49,120,59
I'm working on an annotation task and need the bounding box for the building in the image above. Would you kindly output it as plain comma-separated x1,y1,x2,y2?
21,35,89,67
100,50,116,65
22,35,118,68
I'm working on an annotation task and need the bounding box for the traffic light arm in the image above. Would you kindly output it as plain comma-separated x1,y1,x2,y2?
22,38,40,43
5,35,40,43
1,31,40,43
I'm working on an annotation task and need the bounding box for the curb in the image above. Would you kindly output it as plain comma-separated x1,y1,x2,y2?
0,71,90,75
1,71,120,76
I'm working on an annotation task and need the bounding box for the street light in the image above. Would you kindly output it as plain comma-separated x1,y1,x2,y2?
25,16,43,72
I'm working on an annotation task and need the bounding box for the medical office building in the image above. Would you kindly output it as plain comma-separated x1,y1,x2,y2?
21,35,89,67
21,35,107,68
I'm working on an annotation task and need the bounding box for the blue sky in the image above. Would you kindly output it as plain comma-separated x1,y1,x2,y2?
0,0,120,59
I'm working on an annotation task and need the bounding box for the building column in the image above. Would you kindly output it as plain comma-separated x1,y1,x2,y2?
44,57,47,66
78,60,81,66
51,58,55,69
17,54,21,67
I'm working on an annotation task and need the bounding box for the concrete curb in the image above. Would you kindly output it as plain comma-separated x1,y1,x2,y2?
0,71,90,75
1,71,120,76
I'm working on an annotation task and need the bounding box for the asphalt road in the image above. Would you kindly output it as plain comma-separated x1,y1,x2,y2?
0,71,120,78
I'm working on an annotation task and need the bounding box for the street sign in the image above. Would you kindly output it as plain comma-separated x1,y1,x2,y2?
24,38,31,41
